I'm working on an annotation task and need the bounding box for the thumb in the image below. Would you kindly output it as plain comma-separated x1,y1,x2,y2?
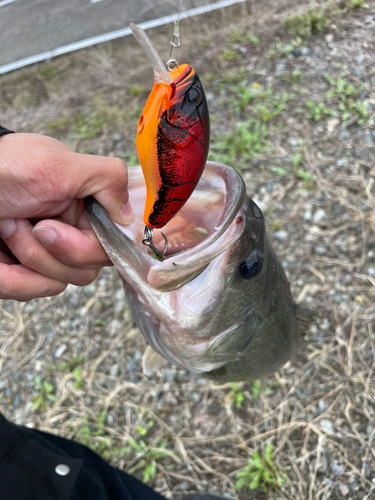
71,153,135,225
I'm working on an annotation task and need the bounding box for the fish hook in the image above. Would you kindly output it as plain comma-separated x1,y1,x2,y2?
167,19,181,71
142,226,168,260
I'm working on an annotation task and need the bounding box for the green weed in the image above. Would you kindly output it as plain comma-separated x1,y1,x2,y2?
305,101,336,121
220,48,240,63
269,37,304,58
281,70,302,84
255,92,292,123
127,425,175,483
130,85,147,98
228,84,256,115
38,65,60,81
251,380,261,399
235,444,287,492
209,120,269,170
32,376,56,410
284,6,328,36
228,383,245,408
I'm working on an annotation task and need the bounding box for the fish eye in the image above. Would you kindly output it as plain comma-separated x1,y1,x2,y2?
186,88,200,104
239,251,263,280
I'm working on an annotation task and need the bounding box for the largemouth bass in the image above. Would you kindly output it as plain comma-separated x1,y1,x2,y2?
85,162,309,382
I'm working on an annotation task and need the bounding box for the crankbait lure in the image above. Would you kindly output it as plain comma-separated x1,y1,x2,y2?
130,22,210,258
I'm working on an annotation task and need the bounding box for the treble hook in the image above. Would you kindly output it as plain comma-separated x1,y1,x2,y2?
167,19,180,71
142,226,168,260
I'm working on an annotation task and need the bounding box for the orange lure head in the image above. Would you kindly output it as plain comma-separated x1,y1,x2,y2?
130,24,210,229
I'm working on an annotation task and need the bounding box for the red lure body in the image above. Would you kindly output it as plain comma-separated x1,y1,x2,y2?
136,63,210,229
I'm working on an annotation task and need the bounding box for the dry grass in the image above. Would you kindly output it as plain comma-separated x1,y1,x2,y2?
1,0,375,498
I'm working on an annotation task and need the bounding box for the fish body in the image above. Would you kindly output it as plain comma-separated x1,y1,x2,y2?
85,162,305,382
131,24,210,229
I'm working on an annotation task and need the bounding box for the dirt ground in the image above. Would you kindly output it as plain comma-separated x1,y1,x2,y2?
1,0,375,498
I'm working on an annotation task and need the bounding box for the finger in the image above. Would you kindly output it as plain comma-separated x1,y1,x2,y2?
33,219,112,268
1,219,100,286
69,153,135,226
0,263,67,301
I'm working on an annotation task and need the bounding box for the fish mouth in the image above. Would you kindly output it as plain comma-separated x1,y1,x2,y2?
85,162,247,372
85,162,246,292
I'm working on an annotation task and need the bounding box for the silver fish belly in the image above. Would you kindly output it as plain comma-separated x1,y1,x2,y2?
85,162,301,381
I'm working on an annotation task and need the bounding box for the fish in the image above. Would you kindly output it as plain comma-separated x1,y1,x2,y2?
130,23,210,229
85,161,310,382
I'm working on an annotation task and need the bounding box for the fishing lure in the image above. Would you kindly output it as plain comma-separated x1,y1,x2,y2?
130,22,210,257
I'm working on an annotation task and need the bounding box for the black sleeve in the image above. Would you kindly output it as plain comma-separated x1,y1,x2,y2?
0,126,15,136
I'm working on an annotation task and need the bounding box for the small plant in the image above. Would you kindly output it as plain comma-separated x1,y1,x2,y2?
209,120,269,170
305,101,336,121
281,70,302,84
228,383,245,408
251,380,261,399
32,376,56,410
235,444,287,492
127,435,175,483
284,6,328,36
228,84,255,115
72,367,84,389
220,48,240,63
130,85,147,98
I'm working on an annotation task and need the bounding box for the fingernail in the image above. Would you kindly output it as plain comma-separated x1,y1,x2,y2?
119,201,135,225
33,226,58,247
0,219,16,239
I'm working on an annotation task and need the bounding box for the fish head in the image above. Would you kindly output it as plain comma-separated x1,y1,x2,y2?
85,162,289,374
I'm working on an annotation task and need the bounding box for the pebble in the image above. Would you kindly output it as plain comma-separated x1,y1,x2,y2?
13,394,21,407
179,481,189,491
304,208,312,222
191,392,201,403
366,424,374,436
301,47,310,56
349,479,358,491
318,400,328,413
205,91,215,102
313,208,326,224
315,246,326,255
274,230,288,241
54,344,67,359
365,131,375,146
372,477,375,485
112,133,122,142
164,392,178,405
319,419,334,432
331,461,344,476
109,364,120,377
339,129,350,141
338,482,349,496
317,455,328,473
163,369,176,383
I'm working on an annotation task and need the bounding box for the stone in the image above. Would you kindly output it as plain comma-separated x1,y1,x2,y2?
274,230,288,241
54,344,67,359
366,424,374,436
338,483,349,496
109,364,120,377
319,419,333,432
313,209,326,224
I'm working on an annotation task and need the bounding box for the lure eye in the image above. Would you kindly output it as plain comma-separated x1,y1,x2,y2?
239,251,263,280
186,88,200,104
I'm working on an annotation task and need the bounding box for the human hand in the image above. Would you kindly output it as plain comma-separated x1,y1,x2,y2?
0,133,134,301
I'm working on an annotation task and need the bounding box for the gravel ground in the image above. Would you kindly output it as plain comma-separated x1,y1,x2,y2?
1,0,375,499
